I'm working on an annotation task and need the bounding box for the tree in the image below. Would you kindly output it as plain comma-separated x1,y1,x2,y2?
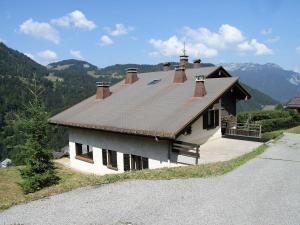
18,79,59,193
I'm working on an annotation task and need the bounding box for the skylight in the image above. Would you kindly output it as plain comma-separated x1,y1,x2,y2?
148,79,161,85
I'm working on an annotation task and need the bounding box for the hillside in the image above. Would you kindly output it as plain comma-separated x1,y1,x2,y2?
221,63,300,102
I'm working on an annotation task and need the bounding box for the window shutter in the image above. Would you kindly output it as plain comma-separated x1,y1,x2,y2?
142,157,149,169
203,112,208,129
102,149,107,165
111,151,118,168
75,143,82,155
215,110,219,127
124,154,130,171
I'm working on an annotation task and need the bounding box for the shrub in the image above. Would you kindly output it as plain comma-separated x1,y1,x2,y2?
256,116,295,132
237,110,290,123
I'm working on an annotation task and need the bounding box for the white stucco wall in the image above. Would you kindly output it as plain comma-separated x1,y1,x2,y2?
68,128,173,175
177,101,222,145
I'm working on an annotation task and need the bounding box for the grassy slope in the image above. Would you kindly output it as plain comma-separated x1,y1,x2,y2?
0,144,267,210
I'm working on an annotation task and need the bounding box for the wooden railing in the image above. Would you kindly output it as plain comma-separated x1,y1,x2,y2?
172,140,200,164
225,123,262,139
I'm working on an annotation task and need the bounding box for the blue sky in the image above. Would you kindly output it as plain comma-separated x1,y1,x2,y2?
0,0,299,70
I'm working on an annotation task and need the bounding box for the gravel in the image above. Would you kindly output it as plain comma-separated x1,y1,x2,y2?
1,133,300,225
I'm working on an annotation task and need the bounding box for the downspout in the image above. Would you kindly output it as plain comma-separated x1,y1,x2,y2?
168,140,172,167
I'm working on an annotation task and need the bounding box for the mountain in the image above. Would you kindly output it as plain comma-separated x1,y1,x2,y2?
221,63,300,102
48,59,278,111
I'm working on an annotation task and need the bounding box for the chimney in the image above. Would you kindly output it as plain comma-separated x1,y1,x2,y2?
193,59,201,68
96,82,111,100
163,62,171,71
173,65,187,83
179,55,189,67
125,68,138,84
194,75,207,97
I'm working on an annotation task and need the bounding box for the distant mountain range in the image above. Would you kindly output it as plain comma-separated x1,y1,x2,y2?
220,63,300,102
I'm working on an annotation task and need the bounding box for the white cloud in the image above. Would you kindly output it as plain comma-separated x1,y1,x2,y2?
25,50,58,65
19,19,60,44
51,10,96,30
296,46,300,55
149,36,218,58
261,28,272,35
99,35,113,46
149,24,272,58
183,24,244,49
37,50,58,61
238,39,273,55
70,50,84,60
267,36,280,43
105,24,134,36
24,52,35,60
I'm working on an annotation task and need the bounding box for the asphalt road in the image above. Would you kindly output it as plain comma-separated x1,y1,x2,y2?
1,133,300,225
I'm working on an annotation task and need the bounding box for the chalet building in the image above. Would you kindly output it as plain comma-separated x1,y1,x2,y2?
49,55,251,175
287,93,300,114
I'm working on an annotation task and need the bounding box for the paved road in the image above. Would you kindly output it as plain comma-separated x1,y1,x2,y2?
1,133,300,225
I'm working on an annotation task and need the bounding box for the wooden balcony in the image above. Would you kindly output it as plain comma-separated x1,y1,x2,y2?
171,140,200,165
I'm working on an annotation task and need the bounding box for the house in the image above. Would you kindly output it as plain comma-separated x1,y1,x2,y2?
287,93,300,114
49,55,251,175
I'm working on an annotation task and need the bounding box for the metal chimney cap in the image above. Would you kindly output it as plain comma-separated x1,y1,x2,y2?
193,59,202,63
195,75,205,82
163,62,171,66
96,81,110,87
126,68,138,72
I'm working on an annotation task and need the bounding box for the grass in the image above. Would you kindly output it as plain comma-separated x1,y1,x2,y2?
286,125,300,134
261,124,300,141
0,144,268,210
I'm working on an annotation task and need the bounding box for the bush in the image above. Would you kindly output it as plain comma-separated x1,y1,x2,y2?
237,110,290,123
256,116,295,132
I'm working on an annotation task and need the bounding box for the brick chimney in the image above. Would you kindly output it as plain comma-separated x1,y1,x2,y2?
173,65,187,83
125,68,138,84
194,75,206,97
193,59,201,68
96,82,111,100
163,62,171,71
179,55,189,67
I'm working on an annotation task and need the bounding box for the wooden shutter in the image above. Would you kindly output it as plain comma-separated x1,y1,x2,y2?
215,110,219,127
111,151,118,168
102,149,107,165
203,111,208,129
124,154,130,171
75,143,82,155
142,157,149,169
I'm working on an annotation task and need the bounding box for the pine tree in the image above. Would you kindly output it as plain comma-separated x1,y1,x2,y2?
19,79,59,193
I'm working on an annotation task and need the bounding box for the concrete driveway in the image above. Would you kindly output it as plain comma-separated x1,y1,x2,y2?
1,133,300,225
199,137,262,164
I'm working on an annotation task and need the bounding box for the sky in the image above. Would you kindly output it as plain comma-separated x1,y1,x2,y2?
0,0,299,71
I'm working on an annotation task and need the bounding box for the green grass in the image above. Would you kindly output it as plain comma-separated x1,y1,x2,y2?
286,125,300,134
0,144,268,210
261,125,300,141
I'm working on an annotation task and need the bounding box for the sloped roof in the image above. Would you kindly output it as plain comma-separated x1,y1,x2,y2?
49,67,248,139
287,93,300,109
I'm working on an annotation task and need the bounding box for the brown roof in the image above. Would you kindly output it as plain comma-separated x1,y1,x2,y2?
287,93,300,109
49,67,249,139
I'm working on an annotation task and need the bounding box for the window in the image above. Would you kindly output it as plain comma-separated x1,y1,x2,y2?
147,79,161,85
184,126,192,135
102,149,118,170
123,154,148,171
203,109,219,129
75,143,94,163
